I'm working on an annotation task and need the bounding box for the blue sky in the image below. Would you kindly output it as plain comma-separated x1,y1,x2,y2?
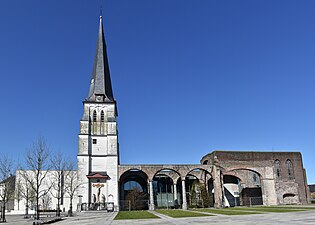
0,0,314,183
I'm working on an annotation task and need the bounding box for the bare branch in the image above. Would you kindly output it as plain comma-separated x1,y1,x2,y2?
0,155,15,222
64,160,82,216
22,137,51,220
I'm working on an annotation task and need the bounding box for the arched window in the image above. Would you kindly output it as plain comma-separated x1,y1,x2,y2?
274,160,281,179
92,110,97,134
101,111,105,122
253,173,259,184
100,110,105,134
286,159,294,180
93,110,97,122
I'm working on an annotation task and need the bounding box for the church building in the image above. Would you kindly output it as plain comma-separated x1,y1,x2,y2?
76,16,311,211
77,15,119,210
8,15,310,214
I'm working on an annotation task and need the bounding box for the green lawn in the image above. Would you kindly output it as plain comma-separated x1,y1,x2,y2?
258,206,315,210
193,208,261,215
226,207,308,213
156,209,213,218
114,211,159,220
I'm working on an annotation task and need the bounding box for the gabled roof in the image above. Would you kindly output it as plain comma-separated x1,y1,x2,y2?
0,175,15,188
87,171,110,179
86,16,114,103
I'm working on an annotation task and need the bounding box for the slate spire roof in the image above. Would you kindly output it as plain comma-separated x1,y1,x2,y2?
86,16,114,102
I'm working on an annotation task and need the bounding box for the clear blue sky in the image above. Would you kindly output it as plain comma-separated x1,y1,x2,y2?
0,0,314,183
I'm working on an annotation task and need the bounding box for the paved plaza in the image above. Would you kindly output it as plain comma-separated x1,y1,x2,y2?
2,210,315,225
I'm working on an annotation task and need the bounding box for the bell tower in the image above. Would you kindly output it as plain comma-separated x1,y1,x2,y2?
77,16,119,210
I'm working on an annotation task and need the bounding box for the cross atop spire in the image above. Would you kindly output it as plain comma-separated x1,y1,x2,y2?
86,16,114,103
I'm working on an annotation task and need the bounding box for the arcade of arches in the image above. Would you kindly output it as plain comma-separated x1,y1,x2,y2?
117,150,311,210
118,164,265,210
119,165,218,210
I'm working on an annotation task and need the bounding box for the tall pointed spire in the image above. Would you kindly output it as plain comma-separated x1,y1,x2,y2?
86,16,114,102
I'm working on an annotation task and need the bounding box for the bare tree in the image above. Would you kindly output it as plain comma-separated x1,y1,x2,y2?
125,187,148,210
0,156,15,222
64,161,81,216
21,137,51,220
15,178,22,211
50,152,67,217
16,171,35,218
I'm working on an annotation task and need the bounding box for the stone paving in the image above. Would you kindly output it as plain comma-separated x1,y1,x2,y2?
3,210,315,225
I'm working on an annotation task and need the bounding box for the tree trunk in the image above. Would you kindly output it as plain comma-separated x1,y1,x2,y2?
2,204,6,222
25,203,29,218
36,193,40,220
68,197,73,217
57,198,60,217
24,191,29,218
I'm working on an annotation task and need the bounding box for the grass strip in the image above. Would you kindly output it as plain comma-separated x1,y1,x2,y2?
156,209,213,218
114,211,159,220
258,206,315,210
226,207,306,213
193,208,261,215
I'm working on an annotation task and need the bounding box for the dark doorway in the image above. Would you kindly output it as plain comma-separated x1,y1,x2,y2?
241,187,263,206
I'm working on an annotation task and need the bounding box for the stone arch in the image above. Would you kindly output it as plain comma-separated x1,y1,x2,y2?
224,166,264,177
184,168,213,208
152,168,181,182
224,168,263,206
152,168,182,209
183,167,213,179
119,169,149,210
224,168,263,178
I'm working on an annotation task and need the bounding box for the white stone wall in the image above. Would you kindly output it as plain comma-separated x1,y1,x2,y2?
77,101,119,210
77,156,90,203
13,170,78,213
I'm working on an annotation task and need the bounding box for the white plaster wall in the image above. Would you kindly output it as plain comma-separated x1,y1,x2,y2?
107,122,116,135
14,170,78,213
107,136,118,155
91,136,108,155
78,135,89,155
77,156,90,203
90,156,118,207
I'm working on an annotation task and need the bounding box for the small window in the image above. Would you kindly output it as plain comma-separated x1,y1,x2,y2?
253,173,258,183
286,159,294,180
93,110,97,122
92,139,97,144
101,110,105,122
